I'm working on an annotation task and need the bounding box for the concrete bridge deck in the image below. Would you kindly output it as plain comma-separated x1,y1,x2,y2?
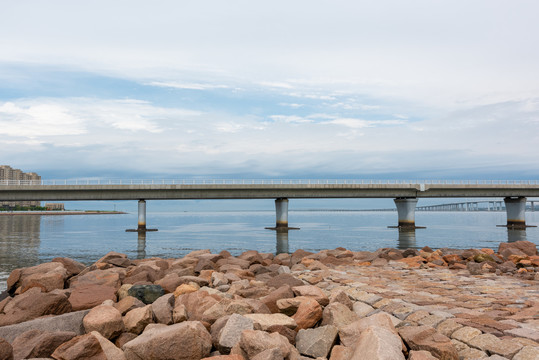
1,181,539,201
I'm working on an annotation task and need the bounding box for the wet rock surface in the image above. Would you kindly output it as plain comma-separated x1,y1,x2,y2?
0,241,536,359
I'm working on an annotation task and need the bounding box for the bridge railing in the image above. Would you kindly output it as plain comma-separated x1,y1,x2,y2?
1,179,539,186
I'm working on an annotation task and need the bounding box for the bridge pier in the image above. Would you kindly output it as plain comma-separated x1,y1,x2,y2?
389,198,425,229
265,198,299,231
497,197,536,229
126,200,158,233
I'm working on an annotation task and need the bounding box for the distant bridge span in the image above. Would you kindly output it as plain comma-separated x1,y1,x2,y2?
1,179,538,230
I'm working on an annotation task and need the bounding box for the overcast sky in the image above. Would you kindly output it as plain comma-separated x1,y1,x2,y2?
1,0,538,180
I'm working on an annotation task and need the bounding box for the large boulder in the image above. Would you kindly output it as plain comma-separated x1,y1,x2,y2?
7,262,68,294
260,285,294,313
339,312,399,347
114,296,145,315
266,274,304,289
498,241,538,257
69,268,124,290
217,314,254,354
127,284,165,304
151,293,174,325
123,305,154,335
321,302,359,330
0,287,71,326
244,313,296,331
0,310,89,343
175,290,221,321
83,304,125,339
296,325,338,358
351,326,405,360
291,297,323,331
234,329,296,360
95,251,132,268
52,257,86,277
122,321,211,360
12,329,76,360
292,285,329,306
51,331,125,360
68,284,117,311
398,325,458,360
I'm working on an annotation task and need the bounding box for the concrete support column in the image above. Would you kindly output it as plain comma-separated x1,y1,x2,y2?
138,199,147,231
266,198,299,231
504,197,527,228
391,198,424,229
275,198,289,228
126,199,158,233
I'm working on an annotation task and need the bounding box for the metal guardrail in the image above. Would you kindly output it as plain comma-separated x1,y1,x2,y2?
1,179,539,186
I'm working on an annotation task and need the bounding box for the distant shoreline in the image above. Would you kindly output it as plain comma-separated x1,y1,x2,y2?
0,211,127,216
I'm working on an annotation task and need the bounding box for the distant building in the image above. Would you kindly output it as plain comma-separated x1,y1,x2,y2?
0,165,41,208
45,203,65,211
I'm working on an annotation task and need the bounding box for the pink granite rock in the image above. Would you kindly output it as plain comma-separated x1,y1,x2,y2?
114,296,145,315
339,312,399,347
68,284,117,311
351,326,405,360
292,285,329,306
398,325,458,360
237,330,294,359
52,331,125,360
260,285,294,313
498,241,537,257
321,302,359,330
52,257,86,277
12,329,76,360
0,287,72,326
83,304,124,339
10,262,68,293
328,289,354,310
122,321,211,360
174,290,221,321
123,305,153,335
291,297,323,331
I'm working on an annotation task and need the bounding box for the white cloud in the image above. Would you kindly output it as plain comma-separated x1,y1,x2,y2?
148,81,229,90
0,102,86,137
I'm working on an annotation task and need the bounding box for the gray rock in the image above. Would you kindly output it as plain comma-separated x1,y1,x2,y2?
0,310,89,343
296,325,338,358
352,301,375,317
218,314,255,354
127,284,165,304
321,302,358,330
351,326,405,360
513,346,539,360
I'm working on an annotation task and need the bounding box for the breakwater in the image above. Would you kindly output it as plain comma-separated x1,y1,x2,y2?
0,241,537,359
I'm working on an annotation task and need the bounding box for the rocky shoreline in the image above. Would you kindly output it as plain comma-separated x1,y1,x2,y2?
0,241,538,360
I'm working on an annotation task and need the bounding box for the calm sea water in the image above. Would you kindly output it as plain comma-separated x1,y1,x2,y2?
1,209,538,289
